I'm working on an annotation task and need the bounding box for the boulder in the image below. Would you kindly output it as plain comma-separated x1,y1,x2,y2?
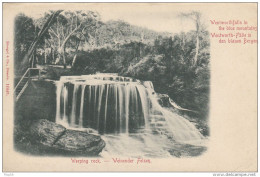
53,130,105,156
25,119,105,156
29,119,66,146
157,93,172,108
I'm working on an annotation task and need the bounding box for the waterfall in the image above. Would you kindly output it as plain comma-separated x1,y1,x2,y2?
79,85,86,127
55,74,204,143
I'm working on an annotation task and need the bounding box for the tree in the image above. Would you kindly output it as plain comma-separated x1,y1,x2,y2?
14,14,36,74
179,11,201,66
18,10,62,73
47,10,100,68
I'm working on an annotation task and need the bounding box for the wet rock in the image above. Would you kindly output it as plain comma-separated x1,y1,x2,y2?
157,94,172,107
152,130,160,135
25,119,105,156
155,122,165,127
168,143,207,157
151,110,163,116
29,119,66,146
53,129,106,156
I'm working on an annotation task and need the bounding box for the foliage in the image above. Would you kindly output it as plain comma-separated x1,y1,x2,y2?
14,10,210,121
71,30,210,120
14,14,40,74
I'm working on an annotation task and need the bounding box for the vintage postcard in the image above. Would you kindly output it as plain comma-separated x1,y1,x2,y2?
2,3,257,172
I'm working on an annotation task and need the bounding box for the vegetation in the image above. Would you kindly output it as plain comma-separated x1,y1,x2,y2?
14,10,210,126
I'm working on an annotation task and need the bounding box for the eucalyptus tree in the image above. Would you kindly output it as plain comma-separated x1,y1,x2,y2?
45,10,100,68
18,10,62,73
179,11,202,66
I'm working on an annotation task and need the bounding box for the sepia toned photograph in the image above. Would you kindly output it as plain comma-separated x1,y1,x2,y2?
3,2,257,172
13,7,209,158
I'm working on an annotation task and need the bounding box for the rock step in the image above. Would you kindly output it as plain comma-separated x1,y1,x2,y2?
149,114,164,118
148,115,166,124
150,122,167,127
149,115,165,120
149,110,163,116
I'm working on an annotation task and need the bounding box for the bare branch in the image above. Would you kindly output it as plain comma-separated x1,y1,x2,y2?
61,23,82,47
61,25,65,39
49,27,59,38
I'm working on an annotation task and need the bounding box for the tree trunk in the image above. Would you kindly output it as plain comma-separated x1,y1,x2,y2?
51,48,55,63
194,33,199,65
62,46,66,69
194,18,200,66
31,54,34,68
72,55,78,68
30,49,37,68
182,33,185,51
20,10,62,73
57,45,66,68
72,40,80,68
59,26,81,68
44,43,47,64
44,50,47,64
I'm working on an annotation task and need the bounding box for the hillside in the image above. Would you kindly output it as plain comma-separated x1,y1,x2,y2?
82,20,172,49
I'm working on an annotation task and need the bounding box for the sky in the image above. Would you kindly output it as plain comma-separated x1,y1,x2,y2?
96,6,197,34
20,3,208,35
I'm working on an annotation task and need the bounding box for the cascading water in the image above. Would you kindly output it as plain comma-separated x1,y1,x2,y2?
56,74,148,134
55,73,206,157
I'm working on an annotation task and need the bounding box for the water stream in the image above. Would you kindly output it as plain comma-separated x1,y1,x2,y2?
55,73,207,157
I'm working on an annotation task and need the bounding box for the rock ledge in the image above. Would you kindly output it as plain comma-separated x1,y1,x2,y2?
17,119,105,156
